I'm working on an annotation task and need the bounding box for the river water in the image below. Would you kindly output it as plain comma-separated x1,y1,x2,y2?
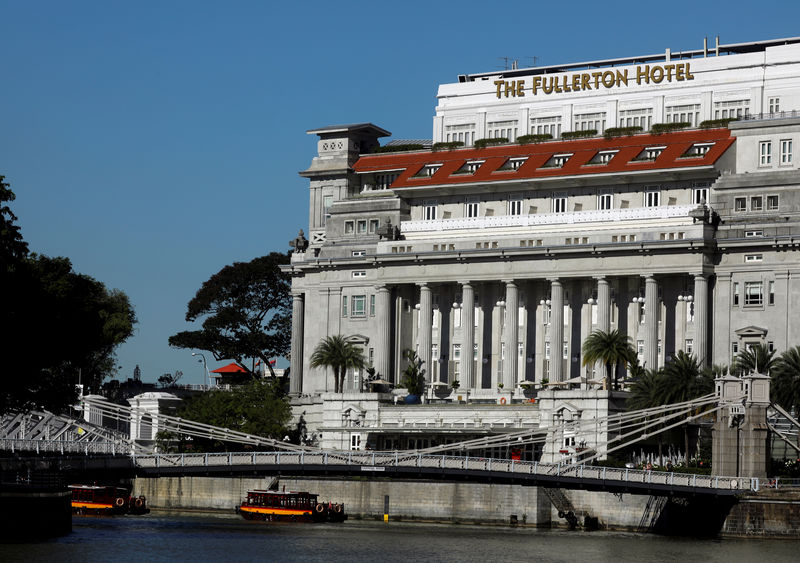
2,511,798,562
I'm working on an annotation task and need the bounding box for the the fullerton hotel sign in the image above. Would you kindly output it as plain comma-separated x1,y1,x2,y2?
493,63,695,98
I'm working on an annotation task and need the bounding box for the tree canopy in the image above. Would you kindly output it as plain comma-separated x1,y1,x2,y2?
309,334,365,393
582,329,636,390
1,176,136,413
168,253,291,374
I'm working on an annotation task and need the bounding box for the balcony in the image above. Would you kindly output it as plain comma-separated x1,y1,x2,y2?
401,204,699,235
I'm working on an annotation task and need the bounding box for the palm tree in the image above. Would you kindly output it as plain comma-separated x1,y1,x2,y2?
771,346,800,412
309,335,365,393
733,343,776,376
581,329,636,390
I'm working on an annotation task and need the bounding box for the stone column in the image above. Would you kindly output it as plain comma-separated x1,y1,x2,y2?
461,282,475,389
374,285,392,381
550,279,564,382
417,284,433,384
644,275,659,371
289,291,304,395
694,274,709,366
596,277,611,332
503,281,519,389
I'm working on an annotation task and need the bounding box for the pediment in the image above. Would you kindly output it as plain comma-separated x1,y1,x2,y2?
734,325,768,338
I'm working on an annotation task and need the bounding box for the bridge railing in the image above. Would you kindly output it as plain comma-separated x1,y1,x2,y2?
132,451,758,492
0,438,127,456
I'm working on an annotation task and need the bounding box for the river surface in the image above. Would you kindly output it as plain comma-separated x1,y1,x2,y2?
2,511,799,562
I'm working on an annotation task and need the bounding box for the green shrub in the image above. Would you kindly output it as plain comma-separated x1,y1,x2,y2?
432,141,464,151
699,118,738,129
371,144,425,153
474,137,509,149
603,126,642,140
562,129,597,140
516,134,552,144
650,122,691,134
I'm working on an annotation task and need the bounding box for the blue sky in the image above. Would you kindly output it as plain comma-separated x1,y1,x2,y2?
2,1,799,385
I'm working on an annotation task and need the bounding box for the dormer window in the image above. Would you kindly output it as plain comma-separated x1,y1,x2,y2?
634,146,665,162
542,153,572,168
682,143,714,158
453,160,484,175
588,150,618,165
413,164,442,178
498,157,528,171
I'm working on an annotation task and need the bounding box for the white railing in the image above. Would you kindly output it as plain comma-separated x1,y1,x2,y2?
132,450,758,492
0,438,127,455
402,205,698,234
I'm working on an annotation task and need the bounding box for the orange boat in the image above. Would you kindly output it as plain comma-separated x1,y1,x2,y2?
69,484,149,516
238,489,346,523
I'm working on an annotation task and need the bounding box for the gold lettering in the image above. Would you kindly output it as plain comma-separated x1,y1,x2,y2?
616,69,628,87
572,74,581,92
562,75,571,92
494,80,505,98
602,70,615,88
651,65,664,84
532,76,541,95
591,71,602,89
542,76,554,94
504,81,515,97
581,73,591,90
675,63,685,80
664,64,676,81
554,76,562,93
636,65,650,85
516,80,525,96
685,62,694,80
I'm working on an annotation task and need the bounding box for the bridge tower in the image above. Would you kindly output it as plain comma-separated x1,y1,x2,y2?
711,372,770,479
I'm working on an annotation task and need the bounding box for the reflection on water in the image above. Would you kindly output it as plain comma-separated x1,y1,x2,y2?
1,511,799,563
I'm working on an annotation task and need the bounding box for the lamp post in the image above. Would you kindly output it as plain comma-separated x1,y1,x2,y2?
192,352,209,389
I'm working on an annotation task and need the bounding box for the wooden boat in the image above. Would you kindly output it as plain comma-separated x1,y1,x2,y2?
69,484,150,516
238,489,346,522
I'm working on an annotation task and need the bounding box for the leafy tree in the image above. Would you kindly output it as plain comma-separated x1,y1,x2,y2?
626,368,661,411
656,351,714,405
169,253,291,374
176,378,292,451
400,349,426,396
581,329,636,390
309,334,365,393
1,177,136,413
733,343,777,376
771,346,800,412
158,370,183,387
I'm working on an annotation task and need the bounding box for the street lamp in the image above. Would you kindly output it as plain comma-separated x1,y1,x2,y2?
192,352,209,389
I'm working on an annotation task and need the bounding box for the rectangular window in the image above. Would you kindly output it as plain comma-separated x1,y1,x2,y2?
744,282,763,306
352,250,366,257
769,97,780,114
733,282,739,306
350,434,361,451
767,195,779,211
453,344,461,360
508,197,522,216
465,198,480,218
344,220,354,234
323,195,333,225
356,220,367,234
553,193,567,213
637,340,645,357
342,296,348,317
760,141,772,166
645,188,660,207
368,219,380,233
454,306,462,328
769,280,775,305
745,254,762,263
685,339,694,355
692,184,709,205
745,231,763,238
750,196,763,211
598,190,613,210
563,341,569,360
734,197,747,212
370,294,376,316
780,139,793,165
473,343,479,360
351,295,366,317
732,342,739,356
424,201,437,221
352,271,367,278
544,341,551,360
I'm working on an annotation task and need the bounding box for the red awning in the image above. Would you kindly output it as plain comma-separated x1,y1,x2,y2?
210,362,248,374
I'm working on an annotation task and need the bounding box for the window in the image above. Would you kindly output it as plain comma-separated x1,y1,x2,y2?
342,296,348,317
351,295,366,317
444,123,476,145
350,434,361,451
575,111,606,132
323,195,333,225
357,220,367,234
374,172,399,190
666,103,701,127
692,184,709,205
769,97,780,114
507,157,527,171
369,219,379,233
352,270,367,278
487,120,518,142
638,147,665,161
508,197,523,216
714,99,749,119
544,341,551,360
734,197,746,212
744,282,763,306
352,250,366,257
618,108,651,130
637,340,645,357
744,230,763,238
759,141,772,166
644,187,660,207
415,164,442,178
780,140,793,165
745,254,762,263
530,115,562,137
732,282,739,306
563,341,569,360
344,221,354,234
473,343,479,360
553,193,567,213
598,190,613,210
424,201,437,221
767,195,779,211
750,196,763,212
453,344,461,360
370,294,376,316
465,198,480,218
769,281,775,306
590,150,617,165
732,342,739,356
